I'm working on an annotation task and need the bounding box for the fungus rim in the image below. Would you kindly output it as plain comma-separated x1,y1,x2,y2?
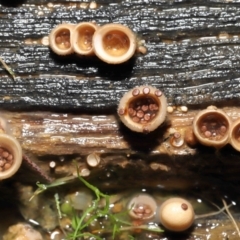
159,197,195,232
72,22,98,56
49,23,75,56
127,193,158,220
92,23,137,64
117,86,167,133
229,119,240,151
0,134,22,180
192,106,231,148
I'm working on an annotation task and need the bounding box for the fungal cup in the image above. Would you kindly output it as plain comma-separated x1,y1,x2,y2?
92,23,137,64
49,23,75,55
193,106,231,148
158,197,195,232
72,22,98,56
229,119,240,151
118,86,167,133
0,134,22,180
127,193,158,221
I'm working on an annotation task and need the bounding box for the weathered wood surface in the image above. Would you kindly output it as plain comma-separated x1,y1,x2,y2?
2,108,240,197
1,1,240,110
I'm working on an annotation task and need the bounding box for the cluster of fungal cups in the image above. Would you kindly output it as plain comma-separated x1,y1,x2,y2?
127,194,195,232
117,88,240,153
0,118,22,180
192,105,240,151
118,86,167,133
49,22,138,64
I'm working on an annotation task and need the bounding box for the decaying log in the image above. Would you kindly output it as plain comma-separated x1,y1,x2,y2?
0,1,240,110
0,108,239,199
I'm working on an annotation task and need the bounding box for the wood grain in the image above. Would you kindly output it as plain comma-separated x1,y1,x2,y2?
0,1,240,110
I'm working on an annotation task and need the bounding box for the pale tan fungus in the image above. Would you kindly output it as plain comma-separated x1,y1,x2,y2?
118,86,167,133
86,152,101,167
49,23,75,55
229,119,240,151
72,22,98,56
0,134,22,180
127,193,157,220
193,106,231,148
92,23,137,64
159,197,195,232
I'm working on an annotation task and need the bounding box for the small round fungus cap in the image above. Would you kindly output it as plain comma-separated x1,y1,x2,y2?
159,197,195,232
72,22,98,56
92,23,137,64
0,134,22,180
127,193,157,220
229,119,240,151
49,23,75,55
193,106,231,148
118,86,167,133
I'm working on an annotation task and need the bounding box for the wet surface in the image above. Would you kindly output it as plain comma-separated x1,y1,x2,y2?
0,1,240,109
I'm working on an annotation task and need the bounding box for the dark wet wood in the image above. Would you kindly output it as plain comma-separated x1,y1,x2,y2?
0,1,240,110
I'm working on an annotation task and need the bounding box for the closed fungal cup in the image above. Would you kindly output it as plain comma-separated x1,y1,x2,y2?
229,119,240,151
118,86,167,133
92,23,137,64
158,197,195,232
0,134,22,180
72,22,98,56
127,193,157,221
49,23,75,55
193,106,231,148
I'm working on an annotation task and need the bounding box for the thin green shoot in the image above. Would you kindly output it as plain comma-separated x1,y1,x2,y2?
54,193,62,219
29,175,77,201
30,169,163,240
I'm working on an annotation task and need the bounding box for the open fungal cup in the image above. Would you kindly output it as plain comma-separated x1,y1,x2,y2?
0,134,22,180
193,106,231,148
118,86,167,133
127,193,157,221
229,119,240,151
49,23,75,55
72,22,98,56
159,197,195,232
92,23,137,64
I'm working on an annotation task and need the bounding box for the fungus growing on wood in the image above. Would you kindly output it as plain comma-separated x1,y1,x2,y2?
127,193,157,220
92,23,137,64
72,22,98,56
193,106,231,148
170,132,184,148
159,197,195,232
118,86,167,133
229,119,240,151
0,134,22,180
49,23,75,55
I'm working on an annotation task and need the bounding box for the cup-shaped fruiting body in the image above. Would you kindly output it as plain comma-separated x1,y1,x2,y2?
72,22,98,56
127,193,157,221
159,197,195,232
86,152,101,167
92,23,137,64
0,134,22,180
118,86,167,133
170,132,184,148
49,23,75,55
193,106,231,148
229,119,240,151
